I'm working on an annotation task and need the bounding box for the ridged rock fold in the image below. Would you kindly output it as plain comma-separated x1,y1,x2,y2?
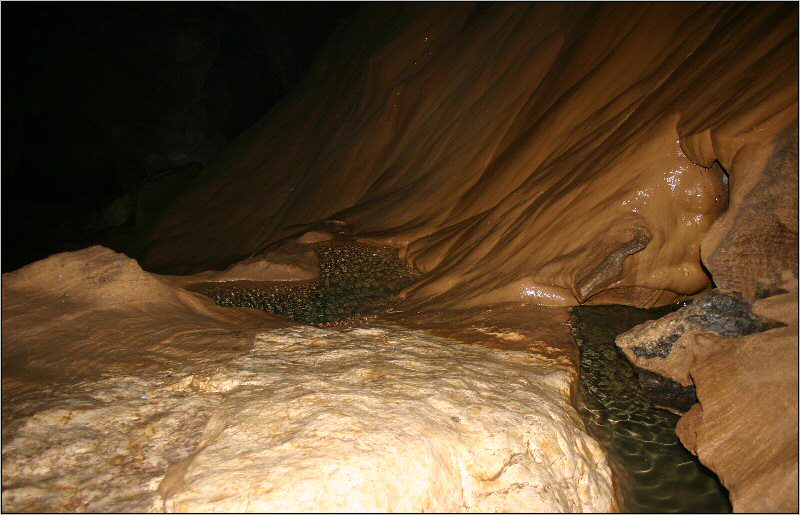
138,3,796,310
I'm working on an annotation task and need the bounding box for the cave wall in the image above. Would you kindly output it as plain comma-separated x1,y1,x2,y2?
137,2,797,310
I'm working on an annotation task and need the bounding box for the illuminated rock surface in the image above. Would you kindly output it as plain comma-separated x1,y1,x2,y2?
619,285,798,513
138,3,796,312
134,5,797,506
2,247,613,512
3,3,797,513
163,326,612,512
615,290,785,412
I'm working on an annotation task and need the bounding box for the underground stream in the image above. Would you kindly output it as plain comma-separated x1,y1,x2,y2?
188,240,731,512
571,305,731,513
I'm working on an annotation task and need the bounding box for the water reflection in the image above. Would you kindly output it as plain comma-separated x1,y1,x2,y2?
571,305,731,513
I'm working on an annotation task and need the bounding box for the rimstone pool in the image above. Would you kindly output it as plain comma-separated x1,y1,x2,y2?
190,240,731,512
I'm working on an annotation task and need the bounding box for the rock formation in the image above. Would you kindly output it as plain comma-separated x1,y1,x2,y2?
2,247,613,512
3,2,797,512
616,290,786,413
134,6,798,506
137,3,795,310
616,286,798,512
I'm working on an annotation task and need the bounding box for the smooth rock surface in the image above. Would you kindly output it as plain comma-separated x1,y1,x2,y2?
1,246,283,396
138,3,796,312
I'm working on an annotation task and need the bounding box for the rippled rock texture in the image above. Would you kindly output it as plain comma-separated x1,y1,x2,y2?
4,3,798,512
2,247,613,512
138,3,796,312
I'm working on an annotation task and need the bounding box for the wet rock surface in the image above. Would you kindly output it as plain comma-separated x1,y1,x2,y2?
644,286,799,513
571,305,731,513
186,240,421,325
616,290,786,411
138,3,795,314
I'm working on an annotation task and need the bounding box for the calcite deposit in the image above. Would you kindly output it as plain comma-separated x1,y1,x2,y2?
132,5,796,507
2,247,614,512
163,326,612,512
137,3,795,311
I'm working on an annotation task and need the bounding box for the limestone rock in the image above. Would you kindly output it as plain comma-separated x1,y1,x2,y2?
2,246,614,513
137,3,796,312
160,326,615,512
701,126,798,300
171,238,322,285
1,247,284,396
675,287,798,513
1,246,286,512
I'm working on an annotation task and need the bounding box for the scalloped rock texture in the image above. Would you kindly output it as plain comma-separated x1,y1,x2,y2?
4,3,798,513
133,7,798,509
615,290,786,412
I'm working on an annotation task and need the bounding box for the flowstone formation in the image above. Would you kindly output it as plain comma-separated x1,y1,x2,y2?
133,4,796,509
138,3,796,313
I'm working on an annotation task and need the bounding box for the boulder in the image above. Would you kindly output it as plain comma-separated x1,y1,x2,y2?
615,290,783,412
162,326,613,512
676,287,798,513
2,246,614,512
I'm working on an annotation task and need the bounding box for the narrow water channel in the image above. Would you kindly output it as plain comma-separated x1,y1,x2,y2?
571,305,731,513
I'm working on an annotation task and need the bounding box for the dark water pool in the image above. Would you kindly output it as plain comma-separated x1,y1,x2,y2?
188,241,421,325
571,305,731,513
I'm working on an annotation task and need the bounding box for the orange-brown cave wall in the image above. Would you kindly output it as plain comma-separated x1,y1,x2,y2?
136,2,797,310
